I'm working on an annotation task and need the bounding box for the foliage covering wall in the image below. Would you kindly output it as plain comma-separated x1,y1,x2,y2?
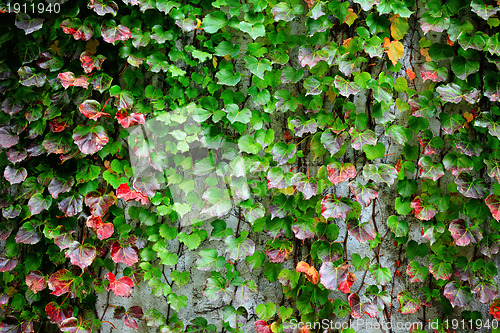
1,0,500,332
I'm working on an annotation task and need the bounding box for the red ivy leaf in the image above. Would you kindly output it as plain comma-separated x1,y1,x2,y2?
338,272,357,294
88,0,118,16
296,261,319,284
86,215,114,240
79,51,105,74
57,72,89,89
58,317,91,333
48,269,79,297
410,197,437,221
26,271,46,294
471,278,498,304
255,320,272,333
448,218,482,246
105,272,134,297
319,262,350,291
348,293,377,319
0,255,17,272
486,194,500,220
79,100,110,121
110,241,139,266
397,291,421,314
48,177,74,199
58,195,83,217
348,181,378,207
321,194,352,220
60,18,93,41
65,242,97,270
327,162,356,184
116,183,149,205
45,302,73,325
100,21,131,44
84,191,114,217
116,110,146,128
114,306,143,329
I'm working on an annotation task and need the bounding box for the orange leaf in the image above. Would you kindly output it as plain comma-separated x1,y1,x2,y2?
446,36,454,46
406,68,416,81
305,0,315,10
464,112,474,123
338,271,357,294
420,48,432,62
296,261,319,284
343,8,358,27
383,38,404,65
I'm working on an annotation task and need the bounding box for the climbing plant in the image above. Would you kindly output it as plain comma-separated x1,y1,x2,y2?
1,0,500,332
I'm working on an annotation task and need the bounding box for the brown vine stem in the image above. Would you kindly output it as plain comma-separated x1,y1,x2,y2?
101,320,117,329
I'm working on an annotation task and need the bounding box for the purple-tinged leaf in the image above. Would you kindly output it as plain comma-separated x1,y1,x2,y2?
271,142,296,165
349,128,377,150
15,13,44,34
48,177,74,199
362,164,398,185
348,181,378,208
348,293,377,319
26,271,46,293
203,276,234,302
2,205,20,219
291,173,317,199
4,165,27,185
289,118,317,137
406,261,428,283
54,234,74,251
454,133,482,156
454,173,486,199
225,236,255,261
474,115,500,139
463,88,481,104
73,125,109,155
78,100,109,121
267,167,288,189
255,320,272,333
291,218,316,240
58,195,83,217
334,75,361,97
409,95,437,118
449,219,482,246
321,194,352,220
111,90,134,111
319,262,350,290
417,130,442,155
410,197,437,221
0,127,19,149
84,192,114,217
28,193,52,215
100,21,131,44
0,255,17,272
444,282,472,308
114,306,143,329
91,73,113,93
133,173,161,198
6,148,27,164
43,133,73,155
80,51,106,74
327,162,356,184
298,46,327,68
37,51,63,72
88,0,118,16
480,234,500,257
418,156,444,181
428,257,452,280
321,130,347,156
1,98,22,115
176,18,197,33
15,223,40,244
471,0,499,20
419,61,448,82
265,240,292,263
234,281,257,303
397,291,421,314
57,71,90,89
471,279,498,304
486,194,500,220
419,14,449,34
223,305,247,329
436,83,463,103
18,66,46,87
65,242,96,270
45,302,73,325
347,220,376,243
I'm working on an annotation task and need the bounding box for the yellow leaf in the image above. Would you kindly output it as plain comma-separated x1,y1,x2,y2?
280,187,295,195
270,322,279,333
390,17,408,41
223,54,231,61
383,37,404,66
212,55,218,68
326,86,336,104
420,47,432,62
86,39,100,54
50,40,61,56
195,18,202,29
343,8,357,27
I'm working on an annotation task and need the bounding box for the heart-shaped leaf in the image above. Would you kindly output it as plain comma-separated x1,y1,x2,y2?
334,75,361,97
86,215,114,240
291,173,317,199
397,291,421,314
0,127,20,149
321,130,347,156
347,219,376,243
418,156,444,181
321,194,352,220
362,164,398,185
58,195,84,217
348,181,378,207
28,193,52,215
203,276,234,302
486,194,500,220
319,263,350,291
428,257,452,280
471,279,498,304
4,165,27,184
449,219,483,246
196,249,226,271
455,173,486,199
419,61,448,82
26,271,46,294
100,20,131,44
349,128,377,150
60,18,93,41
348,293,377,319
444,282,472,308
105,272,134,297
15,13,44,34
406,261,428,283
73,125,109,155
65,242,96,270
225,235,255,261
114,306,143,329
410,197,437,220
48,269,79,297
48,177,74,199
15,223,40,244
85,191,114,217
327,162,356,184
57,72,89,89
18,66,46,87
223,305,247,329
110,241,139,266
45,302,73,325
88,0,118,16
